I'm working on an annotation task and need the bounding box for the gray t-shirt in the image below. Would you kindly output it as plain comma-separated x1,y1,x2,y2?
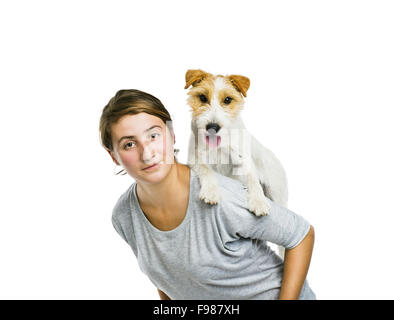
112,168,316,300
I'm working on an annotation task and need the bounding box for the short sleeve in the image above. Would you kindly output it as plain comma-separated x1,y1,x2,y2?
112,215,128,244
241,199,311,249
219,184,311,249
111,186,138,257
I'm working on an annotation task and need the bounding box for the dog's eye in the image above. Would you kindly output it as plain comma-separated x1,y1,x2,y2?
199,94,208,103
224,97,233,104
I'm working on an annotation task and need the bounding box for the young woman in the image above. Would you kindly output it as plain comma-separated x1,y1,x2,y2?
100,89,316,300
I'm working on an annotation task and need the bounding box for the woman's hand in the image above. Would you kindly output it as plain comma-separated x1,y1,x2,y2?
158,289,171,300
279,225,315,300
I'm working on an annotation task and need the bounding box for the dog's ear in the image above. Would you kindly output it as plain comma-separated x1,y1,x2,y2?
228,75,250,97
184,69,208,89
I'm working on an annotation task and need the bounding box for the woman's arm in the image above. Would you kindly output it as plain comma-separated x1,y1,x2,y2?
158,289,171,300
279,225,315,300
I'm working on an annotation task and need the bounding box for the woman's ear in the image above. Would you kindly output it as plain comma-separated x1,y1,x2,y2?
107,149,120,166
168,126,176,145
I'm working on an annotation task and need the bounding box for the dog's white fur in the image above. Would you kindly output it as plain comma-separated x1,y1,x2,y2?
185,69,288,217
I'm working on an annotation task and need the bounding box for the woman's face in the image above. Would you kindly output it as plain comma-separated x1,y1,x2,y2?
109,112,175,185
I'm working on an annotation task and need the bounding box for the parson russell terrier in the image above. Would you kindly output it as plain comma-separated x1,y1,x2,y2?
184,69,288,217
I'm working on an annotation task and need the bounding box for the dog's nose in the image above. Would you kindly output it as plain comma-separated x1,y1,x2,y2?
206,123,221,133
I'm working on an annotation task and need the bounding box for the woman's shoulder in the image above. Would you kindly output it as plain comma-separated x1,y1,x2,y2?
215,172,247,194
111,182,139,254
190,166,247,194
214,171,249,207
112,183,136,222
190,167,249,211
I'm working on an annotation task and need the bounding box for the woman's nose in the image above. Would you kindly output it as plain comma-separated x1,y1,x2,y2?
141,144,155,163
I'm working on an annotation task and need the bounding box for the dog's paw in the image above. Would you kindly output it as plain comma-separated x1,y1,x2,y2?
199,182,221,205
247,191,271,216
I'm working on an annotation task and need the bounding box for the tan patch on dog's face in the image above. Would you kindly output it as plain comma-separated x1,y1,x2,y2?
186,72,246,118
186,75,215,117
217,77,244,118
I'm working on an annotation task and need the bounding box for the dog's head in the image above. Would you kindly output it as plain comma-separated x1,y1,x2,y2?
184,69,250,148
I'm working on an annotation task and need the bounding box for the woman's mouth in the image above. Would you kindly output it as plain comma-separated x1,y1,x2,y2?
143,162,161,171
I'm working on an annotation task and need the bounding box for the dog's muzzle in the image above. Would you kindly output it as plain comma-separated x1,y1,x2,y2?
205,123,221,148
206,123,221,133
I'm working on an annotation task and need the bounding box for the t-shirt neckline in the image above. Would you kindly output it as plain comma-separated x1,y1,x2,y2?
132,167,194,235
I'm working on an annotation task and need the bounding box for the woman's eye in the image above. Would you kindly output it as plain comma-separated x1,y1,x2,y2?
124,141,135,149
224,96,233,104
199,94,208,103
151,133,160,139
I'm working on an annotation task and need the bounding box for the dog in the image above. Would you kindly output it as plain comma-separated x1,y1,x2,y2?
184,69,288,218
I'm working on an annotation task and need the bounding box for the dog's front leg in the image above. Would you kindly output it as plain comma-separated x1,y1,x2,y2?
233,160,271,216
191,164,221,205
188,131,221,205
246,172,271,216
230,147,270,216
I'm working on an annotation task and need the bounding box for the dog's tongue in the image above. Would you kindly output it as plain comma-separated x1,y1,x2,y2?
206,135,221,148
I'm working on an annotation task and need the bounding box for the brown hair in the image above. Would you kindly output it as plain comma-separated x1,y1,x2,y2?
99,89,174,152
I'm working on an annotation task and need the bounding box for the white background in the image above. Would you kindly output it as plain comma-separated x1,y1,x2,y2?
0,0,393,299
